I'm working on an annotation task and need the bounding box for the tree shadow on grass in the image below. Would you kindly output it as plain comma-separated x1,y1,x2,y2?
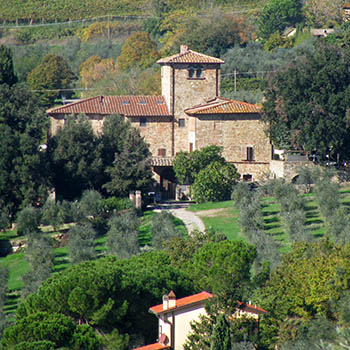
262,210,280,217
264,216,280,224
305,219,324,226
305,211,320,219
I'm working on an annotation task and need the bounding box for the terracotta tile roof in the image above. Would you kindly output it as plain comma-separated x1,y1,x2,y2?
157,48,224,64
185,97,261,115
150,291,214,314
47,96,170,117
237,301,268,315
132,343,170,350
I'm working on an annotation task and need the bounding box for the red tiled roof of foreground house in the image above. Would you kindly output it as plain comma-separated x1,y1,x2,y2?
157,48,224,64
237,301,268,315
185,97,261,115
47,96,170,117
150,291,214,314
132,342,171,350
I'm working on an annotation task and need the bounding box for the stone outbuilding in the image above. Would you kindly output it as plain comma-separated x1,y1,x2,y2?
48,45,272,197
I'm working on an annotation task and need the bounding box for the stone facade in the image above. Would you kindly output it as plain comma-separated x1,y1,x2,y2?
190,114,271,181
48,46,273,191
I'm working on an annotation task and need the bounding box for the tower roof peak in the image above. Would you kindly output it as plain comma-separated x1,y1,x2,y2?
157,46,224,65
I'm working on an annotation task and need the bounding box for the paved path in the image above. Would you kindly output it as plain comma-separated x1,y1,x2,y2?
153,201,205,234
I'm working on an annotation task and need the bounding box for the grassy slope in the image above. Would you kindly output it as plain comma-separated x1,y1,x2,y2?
188,187,350,250
0,210,187,314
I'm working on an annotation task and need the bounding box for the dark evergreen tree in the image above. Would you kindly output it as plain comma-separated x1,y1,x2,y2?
0,45,17,86
0,84,50,218
210,314,231,350
102,115,153,197
262,42,350,162
48,115,102,200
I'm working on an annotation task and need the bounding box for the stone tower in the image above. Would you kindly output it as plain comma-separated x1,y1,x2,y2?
157,45,224,155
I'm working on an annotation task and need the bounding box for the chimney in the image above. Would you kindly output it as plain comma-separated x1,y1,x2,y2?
180,45,188,54
163,294,169,310
168,290,176,308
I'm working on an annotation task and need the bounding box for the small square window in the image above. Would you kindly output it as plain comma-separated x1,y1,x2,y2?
243,174,253,182
158,148,166,157
140,118,147,127
179,119,185,127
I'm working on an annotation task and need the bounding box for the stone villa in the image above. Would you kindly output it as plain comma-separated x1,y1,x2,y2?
48,45,272,197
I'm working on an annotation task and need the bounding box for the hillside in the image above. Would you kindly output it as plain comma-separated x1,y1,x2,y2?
0,0,266,22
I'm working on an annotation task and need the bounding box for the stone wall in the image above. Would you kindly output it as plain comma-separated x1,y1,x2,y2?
270,160,316,181
129,116,173,157
161,63,220,154
193,114,272,181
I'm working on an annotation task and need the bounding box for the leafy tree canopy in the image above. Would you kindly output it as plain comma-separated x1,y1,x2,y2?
1,311,101,350
16,252,193,344
192,161,240,203
173,145,225,185
262,42,350,161
258,239,350,323
27,53,76,106
258,0,303,40
117,32,159,71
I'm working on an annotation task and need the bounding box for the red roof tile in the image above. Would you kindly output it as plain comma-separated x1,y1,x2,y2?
157,48,224,64
132,343,170,350
47,96,170,117
185,97,261,115
237,301,268,315
150,291,214,314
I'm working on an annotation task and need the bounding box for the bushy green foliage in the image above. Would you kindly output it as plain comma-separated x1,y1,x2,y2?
101,114,153,197
100,197,133,214
210,314,231,350
27,53,76,106
262,42,350,160
314,175,340,220
40,198,65,231
173,146,225,185
22,234,54,296
16,206,41,236
48,115,102,200
0,83,50,218
106,211,140,258
0,45,17,86
16,253,193,343
192,161,240,203
117,32,159,71
258,0,303,40
189,240,256,296
151,211,181,249
68,223,96,264
1,311,100,349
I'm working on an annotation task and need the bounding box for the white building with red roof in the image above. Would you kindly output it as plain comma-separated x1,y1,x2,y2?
132,291,267,350
48,45,272,196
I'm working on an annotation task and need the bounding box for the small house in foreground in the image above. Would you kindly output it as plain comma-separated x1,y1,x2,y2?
133,291,267,350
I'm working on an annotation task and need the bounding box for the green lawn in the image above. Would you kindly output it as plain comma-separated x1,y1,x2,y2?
188,186,350,249
0,209,187,307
